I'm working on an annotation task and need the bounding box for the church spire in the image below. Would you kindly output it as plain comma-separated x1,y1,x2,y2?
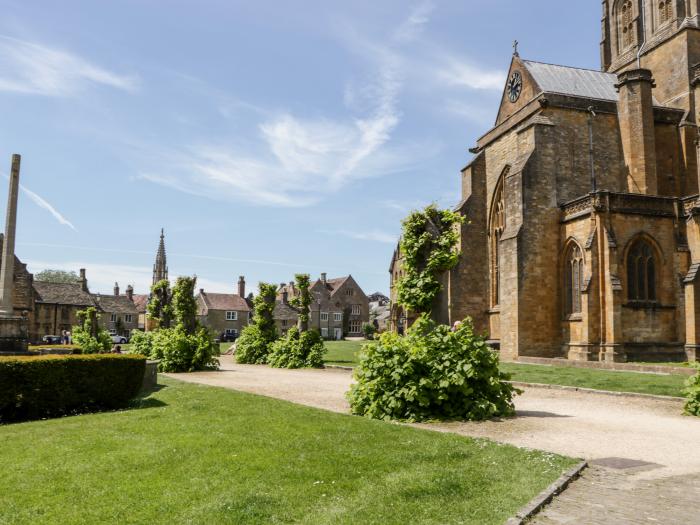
152,228,168,285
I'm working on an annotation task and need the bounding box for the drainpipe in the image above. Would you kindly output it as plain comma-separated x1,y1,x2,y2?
588,106,597,192
636,3,647,69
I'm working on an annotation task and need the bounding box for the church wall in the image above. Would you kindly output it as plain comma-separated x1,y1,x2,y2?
654,122,685,196
637,30,690,110
449,156,489,334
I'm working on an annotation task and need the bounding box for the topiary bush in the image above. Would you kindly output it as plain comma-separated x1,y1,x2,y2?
267,327,326,369
149,326,219,373
684,362,700,417
362,322,377,340
348,317,518,422
0,354,146,423
236,282,278,364
72,306,112,354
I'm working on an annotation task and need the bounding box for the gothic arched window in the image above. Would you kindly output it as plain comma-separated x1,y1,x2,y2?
564,243,584,315
627,239,657,301
489,172,507,307
617,0,635,50
658,0,673,26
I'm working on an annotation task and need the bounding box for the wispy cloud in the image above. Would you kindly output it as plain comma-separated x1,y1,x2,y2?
319,229,397,244
434,56,506,91
0,35,138,96
138,5,438,208
19,184,77,231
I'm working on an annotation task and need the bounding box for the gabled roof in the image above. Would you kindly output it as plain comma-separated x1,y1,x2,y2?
522,60,619,102
197,292,251,315
273,301,299,320
93,294,138,314
131,294,149,313
33,282,95,306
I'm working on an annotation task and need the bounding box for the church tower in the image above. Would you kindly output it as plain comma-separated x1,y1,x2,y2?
152,228,168,285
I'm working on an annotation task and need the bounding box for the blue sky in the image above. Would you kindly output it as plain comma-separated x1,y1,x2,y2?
0,1,600,296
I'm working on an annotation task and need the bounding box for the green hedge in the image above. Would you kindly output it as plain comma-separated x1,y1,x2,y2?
0,354,146,423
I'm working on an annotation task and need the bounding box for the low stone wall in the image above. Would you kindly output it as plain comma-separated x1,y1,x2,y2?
511,356,695,376
142,360,159,391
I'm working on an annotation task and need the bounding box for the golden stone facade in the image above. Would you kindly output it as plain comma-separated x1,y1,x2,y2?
391,1,700,362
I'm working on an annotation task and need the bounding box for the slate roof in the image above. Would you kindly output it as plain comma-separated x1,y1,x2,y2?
33,282,95,306
197,292,251,315
274,301,299,321
93,294,138,314
522,60,620,102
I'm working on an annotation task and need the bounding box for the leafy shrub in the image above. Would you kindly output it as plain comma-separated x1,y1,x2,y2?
0,354,146,423
236,282,278,364
235,324,273,364
348,317,518,422
268,327,326,369
128,330,154,357
362,322,377,340
72,306,112,354
684,362,700,417
150,326,219,373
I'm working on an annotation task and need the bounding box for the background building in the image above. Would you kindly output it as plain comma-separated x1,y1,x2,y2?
196,276,251,340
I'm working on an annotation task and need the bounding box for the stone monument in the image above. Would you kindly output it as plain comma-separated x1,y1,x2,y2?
0,154,29,354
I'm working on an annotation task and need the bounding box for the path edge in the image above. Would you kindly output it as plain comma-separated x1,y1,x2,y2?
504,460,588,525
507,381,684,403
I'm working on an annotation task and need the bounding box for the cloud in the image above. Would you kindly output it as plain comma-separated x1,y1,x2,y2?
393,1,435,43
434,56,506,91
319,229,397,244
443,99,497,126
19,184,77,231
0,35,138,96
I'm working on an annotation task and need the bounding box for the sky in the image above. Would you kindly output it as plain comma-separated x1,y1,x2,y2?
0,1,601,296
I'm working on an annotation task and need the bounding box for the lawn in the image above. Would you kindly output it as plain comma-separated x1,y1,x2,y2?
0,379,575,525
322,340,689,398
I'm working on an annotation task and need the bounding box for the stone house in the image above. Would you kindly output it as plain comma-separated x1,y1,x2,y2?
196,277,251,340
391,2,700,362
93,283,139,337
274,293,299,337
32,269,95,341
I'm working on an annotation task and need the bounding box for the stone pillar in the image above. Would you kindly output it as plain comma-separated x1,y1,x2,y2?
616,69,658,195
0,154,20,316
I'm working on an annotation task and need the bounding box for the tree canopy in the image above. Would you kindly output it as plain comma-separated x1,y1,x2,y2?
35,269,80,283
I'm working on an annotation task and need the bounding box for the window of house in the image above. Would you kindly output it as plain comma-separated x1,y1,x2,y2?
627,239,657,302
110,313,117,323
333,312,342,322
226,311,238,321
345,288,354,296
61,307,70,321
225,328,238,337
321,327,329,338
351,304,361,315
564,243,584,315
349,320,361,333
320,312,329,321
282,319,288,327
125,314,133,323
489,172,506,307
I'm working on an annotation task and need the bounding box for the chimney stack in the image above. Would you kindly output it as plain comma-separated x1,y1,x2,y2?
114,282,120,296
126,285,134,301
282,290,288,304
616,69,658,194
79,268,88,292
321,272,327,285
238,276,245,297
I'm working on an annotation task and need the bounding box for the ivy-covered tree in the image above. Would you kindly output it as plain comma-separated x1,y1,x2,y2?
396,204,464,317
147,279,173,329
289,274,311,332
171,276,198,335
236,282,278,364
72,306,112,353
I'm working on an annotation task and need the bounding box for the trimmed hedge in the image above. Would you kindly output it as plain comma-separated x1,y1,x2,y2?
0,354,146,423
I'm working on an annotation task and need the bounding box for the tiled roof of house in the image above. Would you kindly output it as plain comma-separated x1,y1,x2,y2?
274,301,299,321
93,294,138,314
33,282,95,306
197,292,251,315
131,294,149,313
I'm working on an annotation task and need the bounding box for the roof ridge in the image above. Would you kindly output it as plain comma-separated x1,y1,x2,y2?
522,59,616,76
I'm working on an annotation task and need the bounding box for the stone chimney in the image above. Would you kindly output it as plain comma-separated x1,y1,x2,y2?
126,285,134,301
616,69,657,194
114,282,120,296
79,268,88,292
238,276,245,297
321,272,327,285
282,290,288,304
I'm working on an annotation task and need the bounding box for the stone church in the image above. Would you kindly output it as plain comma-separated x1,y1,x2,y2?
391,0,700,362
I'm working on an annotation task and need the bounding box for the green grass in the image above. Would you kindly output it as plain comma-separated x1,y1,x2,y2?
0,378,575,525
321,340,689,398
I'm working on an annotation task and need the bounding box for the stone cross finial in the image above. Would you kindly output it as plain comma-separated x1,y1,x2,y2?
513,39,519,57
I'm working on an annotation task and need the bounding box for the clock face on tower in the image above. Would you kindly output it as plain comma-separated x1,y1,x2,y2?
507,71,523,103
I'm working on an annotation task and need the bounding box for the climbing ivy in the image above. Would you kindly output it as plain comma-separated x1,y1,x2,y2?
290,274,312,331
147,279,173,329
171,276,198,335
396,204,465,315
236,282,278,364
